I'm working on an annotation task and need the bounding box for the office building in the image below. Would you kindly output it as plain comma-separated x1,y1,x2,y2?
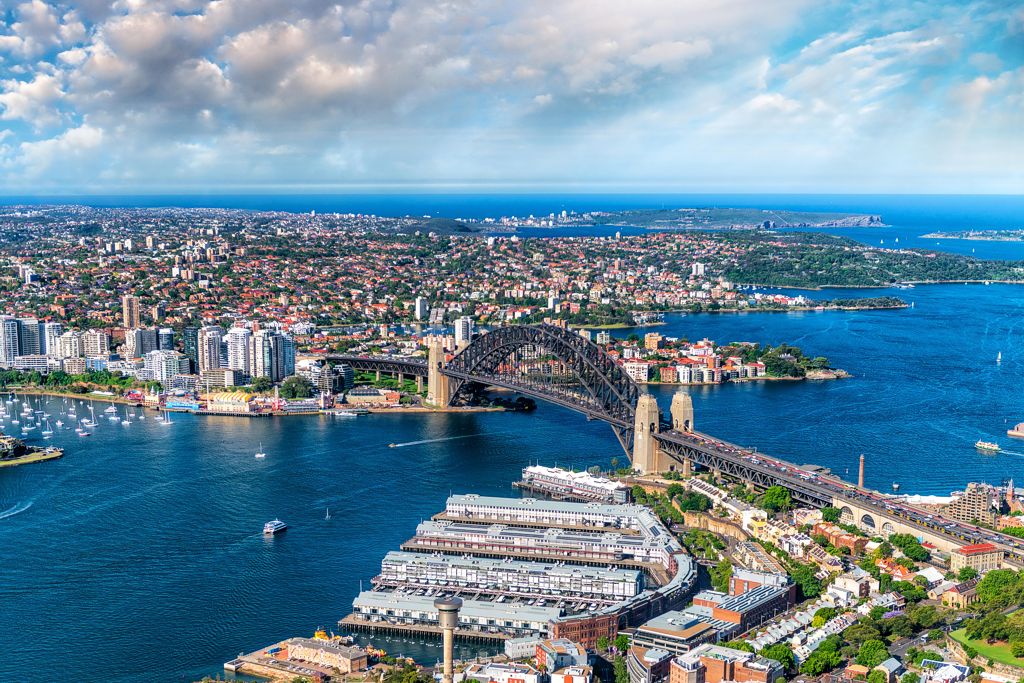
121,294,141,328
183,326,199,372
157,328,174,351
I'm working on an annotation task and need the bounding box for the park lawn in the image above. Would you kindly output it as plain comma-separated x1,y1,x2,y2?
950,628,1024,668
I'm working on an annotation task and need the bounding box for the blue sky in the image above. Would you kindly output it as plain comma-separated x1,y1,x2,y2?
0,0,1021,193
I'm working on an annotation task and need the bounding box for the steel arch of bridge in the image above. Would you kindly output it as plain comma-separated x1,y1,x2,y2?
325,355,428,377
443,324,642,454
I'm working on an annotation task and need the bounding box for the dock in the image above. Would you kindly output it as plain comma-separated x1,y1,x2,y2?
339,614,508,642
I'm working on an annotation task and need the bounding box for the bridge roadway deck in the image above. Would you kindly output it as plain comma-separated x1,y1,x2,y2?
325,350,1024,566
656,429,1024,566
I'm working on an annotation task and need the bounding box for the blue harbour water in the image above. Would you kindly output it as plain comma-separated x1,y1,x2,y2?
1,194,1023,682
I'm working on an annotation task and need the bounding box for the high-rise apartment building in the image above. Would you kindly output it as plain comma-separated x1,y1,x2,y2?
454,316,474,347
225,327,252,376
41,322,63,356
17,317,40,356
0,316,19,365
57,331,82,359
121,295,141,328
144,349,191,383
197,326,224,373
124,328,159,359
82,329,110,357
415,296,429,321
249,330,295,382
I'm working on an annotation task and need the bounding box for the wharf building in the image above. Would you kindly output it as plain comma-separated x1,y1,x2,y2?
346,495,698,648
442,494,654,531
517,465,631,504
376,551,643,601
405,520,678,568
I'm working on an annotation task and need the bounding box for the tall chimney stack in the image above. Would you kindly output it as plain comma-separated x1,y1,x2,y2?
435,597,463,683
858,454,865,489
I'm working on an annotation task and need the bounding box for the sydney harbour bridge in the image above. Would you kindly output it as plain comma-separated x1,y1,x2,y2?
329,323,1024,564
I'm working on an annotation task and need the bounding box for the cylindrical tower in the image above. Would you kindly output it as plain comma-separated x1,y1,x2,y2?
434,596,463,683
858,454,865,489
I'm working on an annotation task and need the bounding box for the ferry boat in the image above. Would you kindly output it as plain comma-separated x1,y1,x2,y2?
976,440,1000,452
263,519,288,535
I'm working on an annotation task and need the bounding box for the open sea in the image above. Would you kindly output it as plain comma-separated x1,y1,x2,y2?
0,194,1023,682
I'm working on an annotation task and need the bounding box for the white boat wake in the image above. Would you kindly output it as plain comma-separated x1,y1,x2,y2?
0,500,33,521
390,433,496,448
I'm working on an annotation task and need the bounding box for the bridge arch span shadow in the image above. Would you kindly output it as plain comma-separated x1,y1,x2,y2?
860,513,877,531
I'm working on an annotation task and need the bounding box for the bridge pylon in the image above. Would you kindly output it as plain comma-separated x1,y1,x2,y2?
633,393,664,474
426,341,450,407
670,391,694,476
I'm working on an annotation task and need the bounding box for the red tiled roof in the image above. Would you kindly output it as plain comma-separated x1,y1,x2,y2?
957,543,999,555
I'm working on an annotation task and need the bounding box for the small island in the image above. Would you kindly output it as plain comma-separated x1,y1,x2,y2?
921,230,1024,242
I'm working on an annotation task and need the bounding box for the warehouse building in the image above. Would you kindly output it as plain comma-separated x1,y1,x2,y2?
377,551,643,600
351,591,560,638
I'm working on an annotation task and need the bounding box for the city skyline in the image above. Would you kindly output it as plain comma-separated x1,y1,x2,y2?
0,0,1021,194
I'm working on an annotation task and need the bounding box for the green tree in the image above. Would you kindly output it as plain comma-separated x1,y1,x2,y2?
821,507,841,522
279,375,313,399
251,376,273,393
958,566,979,581
790,563,823,600
760,485,792,512
869,670,887,683
596,636,610,652
613,656,629,683
856,640,890,668
710,559,733,592
760,643,795,670
614,634,630,652
902,674,920,683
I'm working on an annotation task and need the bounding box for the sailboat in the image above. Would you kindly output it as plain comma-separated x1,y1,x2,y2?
162,410,173,425
998,351,1003,364
41,420,54,437
255,442,267,459
325,507,331,521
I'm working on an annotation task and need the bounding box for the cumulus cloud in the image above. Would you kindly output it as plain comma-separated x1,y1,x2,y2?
0,0,1020,191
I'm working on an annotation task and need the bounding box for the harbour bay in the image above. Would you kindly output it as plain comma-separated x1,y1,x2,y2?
1,282,1024,681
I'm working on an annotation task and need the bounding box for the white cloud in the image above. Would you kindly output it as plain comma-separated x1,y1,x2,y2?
0,71,64,126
